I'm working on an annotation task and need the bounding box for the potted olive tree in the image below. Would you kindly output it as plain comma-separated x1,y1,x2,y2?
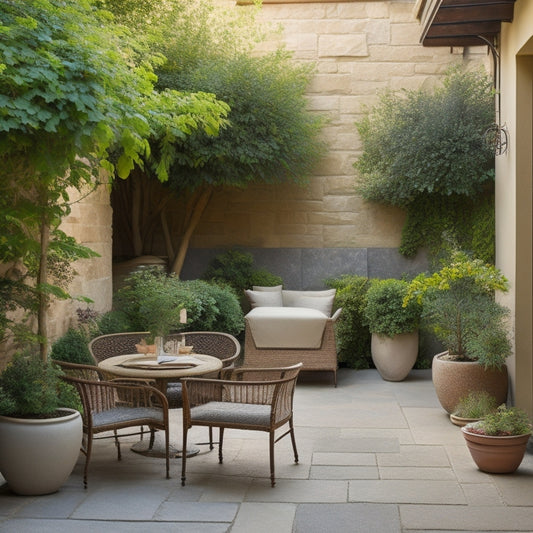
404,251,511,413
461,405,532,473
365,278,421,381
0,353,83,495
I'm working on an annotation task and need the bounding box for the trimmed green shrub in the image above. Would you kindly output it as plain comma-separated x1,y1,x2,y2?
95,310,134,336
50,328,94,365
326,274,372,369
365,279,421,337
202,249,283,311
115,270,244,337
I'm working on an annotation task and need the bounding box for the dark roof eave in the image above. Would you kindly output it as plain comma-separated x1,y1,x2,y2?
418,0,516,48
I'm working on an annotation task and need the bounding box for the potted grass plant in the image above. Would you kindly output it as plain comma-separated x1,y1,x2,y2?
450,390,499,427
364,278,421,381
461,405,532,473
404,250,511,413
0,352,83,495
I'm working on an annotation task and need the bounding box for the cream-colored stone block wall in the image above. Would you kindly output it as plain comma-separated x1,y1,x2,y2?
192,0,489,249
42,185,112,348
45,182,112,345
0,181,111,365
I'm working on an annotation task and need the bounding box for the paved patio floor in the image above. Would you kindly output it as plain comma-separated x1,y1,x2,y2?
1,368,533,532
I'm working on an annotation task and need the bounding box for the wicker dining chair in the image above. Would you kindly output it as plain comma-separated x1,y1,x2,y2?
54,360,170,488
88,332,149,363
164,331,241,409
180,363,302,487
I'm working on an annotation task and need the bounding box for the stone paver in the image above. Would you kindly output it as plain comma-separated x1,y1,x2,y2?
1,368,532,533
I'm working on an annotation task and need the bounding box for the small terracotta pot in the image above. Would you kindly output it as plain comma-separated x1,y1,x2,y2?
461,427,531,474
450,413,480,427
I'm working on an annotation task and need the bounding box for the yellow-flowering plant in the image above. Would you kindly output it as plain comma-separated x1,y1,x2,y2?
404,251,511,369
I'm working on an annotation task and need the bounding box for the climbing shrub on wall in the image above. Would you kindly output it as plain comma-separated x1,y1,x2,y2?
355,65,496,263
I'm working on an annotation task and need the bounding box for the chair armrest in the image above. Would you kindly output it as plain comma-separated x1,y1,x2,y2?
330,307,342,322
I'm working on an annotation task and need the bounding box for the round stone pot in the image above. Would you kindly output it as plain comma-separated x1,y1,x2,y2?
432,353,508,414
0,408,82,495
461,427,531,474
371,331,419,382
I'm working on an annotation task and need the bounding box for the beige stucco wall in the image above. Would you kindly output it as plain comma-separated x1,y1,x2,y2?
192,0,489,249
497,0,533,416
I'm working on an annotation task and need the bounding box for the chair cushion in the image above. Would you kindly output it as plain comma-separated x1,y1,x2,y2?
92,407,164,427
245,306,328,348
252,285,283,292
245,289,283,308
190,401,271,427
281,289,336,317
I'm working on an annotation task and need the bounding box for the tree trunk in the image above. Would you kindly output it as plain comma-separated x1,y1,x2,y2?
170,188,213,276
37,212,50,361
131,172,143,257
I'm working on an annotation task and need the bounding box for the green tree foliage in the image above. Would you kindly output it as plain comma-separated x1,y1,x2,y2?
355,66,496,261
0,0,228,355
107,0,326,274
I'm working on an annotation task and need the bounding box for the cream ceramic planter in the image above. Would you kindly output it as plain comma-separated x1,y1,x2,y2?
0,408,82,495
432,353,508,414
371,331,419,382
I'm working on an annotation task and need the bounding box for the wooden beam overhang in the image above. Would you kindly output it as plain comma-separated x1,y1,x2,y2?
418,0,516,48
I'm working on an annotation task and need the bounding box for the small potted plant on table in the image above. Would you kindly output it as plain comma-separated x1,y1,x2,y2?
365,278,421,381
461,405,532,473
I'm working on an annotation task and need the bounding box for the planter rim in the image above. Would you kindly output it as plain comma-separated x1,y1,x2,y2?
0,408,80,426
434,352,508,369
461,426,532,439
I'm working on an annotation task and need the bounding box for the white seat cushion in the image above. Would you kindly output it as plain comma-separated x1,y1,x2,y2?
246,306,328,348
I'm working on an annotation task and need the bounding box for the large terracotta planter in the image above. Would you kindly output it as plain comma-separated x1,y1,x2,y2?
371,331,419,382
461,427,531,473
432,353,508,414
0,408,82,495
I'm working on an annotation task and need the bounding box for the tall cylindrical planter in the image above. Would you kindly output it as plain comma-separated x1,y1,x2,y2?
0,408,82,495
432,353,508,414
371,331,419,382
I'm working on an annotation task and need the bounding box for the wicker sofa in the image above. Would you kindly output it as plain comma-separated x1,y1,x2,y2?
243,286,341,386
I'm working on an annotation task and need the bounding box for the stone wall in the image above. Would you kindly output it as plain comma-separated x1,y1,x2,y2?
180,0,489,285
0,182,112,368
48,183,113,340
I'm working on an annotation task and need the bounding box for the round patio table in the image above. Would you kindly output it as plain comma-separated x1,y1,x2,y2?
98,353,222,458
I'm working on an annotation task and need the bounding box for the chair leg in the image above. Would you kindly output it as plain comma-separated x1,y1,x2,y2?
164,426,170,479
269,431,276,487
149,428,156,450
209,427,214,450
218,427,224,464
114,429,122,460
181,426,188,486
289,417,299,464
84,433,92,489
